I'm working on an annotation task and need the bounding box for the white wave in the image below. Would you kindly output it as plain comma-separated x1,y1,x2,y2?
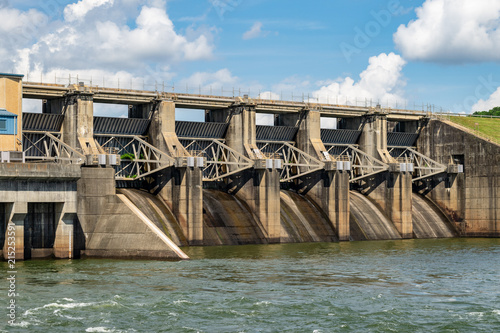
468,312,484,318
86,327,114,332
54,309,84,320
493,310,500,315
254,301,271,306
24,300,119,316
173,299,192,305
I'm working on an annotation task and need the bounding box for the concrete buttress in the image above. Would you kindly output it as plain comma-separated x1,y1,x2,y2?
149,100,203,245
209,106,281,242
358,112,413,238
280,110,350,241
53,92,98,154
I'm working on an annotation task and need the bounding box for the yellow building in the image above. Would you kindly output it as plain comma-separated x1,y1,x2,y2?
0,73,23,152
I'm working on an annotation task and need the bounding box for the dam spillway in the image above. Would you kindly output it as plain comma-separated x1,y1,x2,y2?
109,188,457,249
412,193,456,239
349,191,402,241
1,74,499,260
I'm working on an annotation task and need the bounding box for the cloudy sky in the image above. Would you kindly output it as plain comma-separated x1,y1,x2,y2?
2,0,500,116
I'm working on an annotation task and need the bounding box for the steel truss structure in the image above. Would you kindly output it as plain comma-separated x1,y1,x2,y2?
325,144,389,183
23,132,85,164
180,138,254,181
257,141,324,182
99,135,175,180
388,146,447,182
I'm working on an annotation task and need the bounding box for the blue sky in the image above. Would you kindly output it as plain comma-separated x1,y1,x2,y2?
2,0,500,115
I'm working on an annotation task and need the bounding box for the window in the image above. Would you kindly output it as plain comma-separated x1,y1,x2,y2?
0,119,6,131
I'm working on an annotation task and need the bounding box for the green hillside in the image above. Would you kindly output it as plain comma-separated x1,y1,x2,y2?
448,116,500,143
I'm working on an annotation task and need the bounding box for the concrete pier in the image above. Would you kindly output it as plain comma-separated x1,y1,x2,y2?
357,112,413,238
208,105,281,242
149,100,204,245
279,110,350,240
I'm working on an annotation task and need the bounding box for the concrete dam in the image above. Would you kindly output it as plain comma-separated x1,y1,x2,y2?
1,73,498,260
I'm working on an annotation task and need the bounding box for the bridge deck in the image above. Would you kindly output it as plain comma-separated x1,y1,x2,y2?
22,82,428,120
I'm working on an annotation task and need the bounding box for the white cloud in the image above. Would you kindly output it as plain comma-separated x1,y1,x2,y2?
0,7,46,33
258,91,280,100
243,21,267,40
312,53,407,107
471,87,500,112
0,7,47,70
64,0,114,22
394,0,500,63
2,1,214,85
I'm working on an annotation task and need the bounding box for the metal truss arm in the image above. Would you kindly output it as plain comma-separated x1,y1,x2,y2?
181,138,254,182
23,132,85,164
101,136,175,180
326,144,389,183
399,147,447,182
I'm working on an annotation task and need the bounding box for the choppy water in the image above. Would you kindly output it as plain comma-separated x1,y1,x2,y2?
2,238,500,332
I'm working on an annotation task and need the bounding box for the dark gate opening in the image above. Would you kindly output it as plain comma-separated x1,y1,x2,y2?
24,203,56,258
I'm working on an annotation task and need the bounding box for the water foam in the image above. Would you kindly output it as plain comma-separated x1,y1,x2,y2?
24,300,120,316
85,327,114,332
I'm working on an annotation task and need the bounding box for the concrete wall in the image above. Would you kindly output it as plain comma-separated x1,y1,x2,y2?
77,167,186,258
417,119,499,236
0,163,80,259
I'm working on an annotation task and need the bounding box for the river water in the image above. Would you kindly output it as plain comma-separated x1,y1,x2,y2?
2,238,500,332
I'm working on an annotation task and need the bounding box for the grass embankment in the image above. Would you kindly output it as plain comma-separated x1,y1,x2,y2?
448,116,500,144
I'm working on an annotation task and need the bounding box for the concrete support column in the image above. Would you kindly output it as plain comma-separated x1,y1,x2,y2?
53,203,76,259
171,167,203,245
149,100,204,245
388,171,413,238
61,93,95,152
357,112,414,238
3,202,27,260
233,169,281,242
358,113,391,163
209,106,281,242
335,171,350,240
280,110,350,240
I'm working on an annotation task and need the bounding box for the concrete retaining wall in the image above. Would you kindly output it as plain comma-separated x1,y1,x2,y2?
417,119,499,236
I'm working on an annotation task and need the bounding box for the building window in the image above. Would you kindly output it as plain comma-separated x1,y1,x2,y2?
0,119,6,131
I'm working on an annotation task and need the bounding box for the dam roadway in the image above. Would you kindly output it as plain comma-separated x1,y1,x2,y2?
0,73,499,260
22,82,424,120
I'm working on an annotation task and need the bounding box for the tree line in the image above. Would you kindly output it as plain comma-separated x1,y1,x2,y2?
473,106,500,116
